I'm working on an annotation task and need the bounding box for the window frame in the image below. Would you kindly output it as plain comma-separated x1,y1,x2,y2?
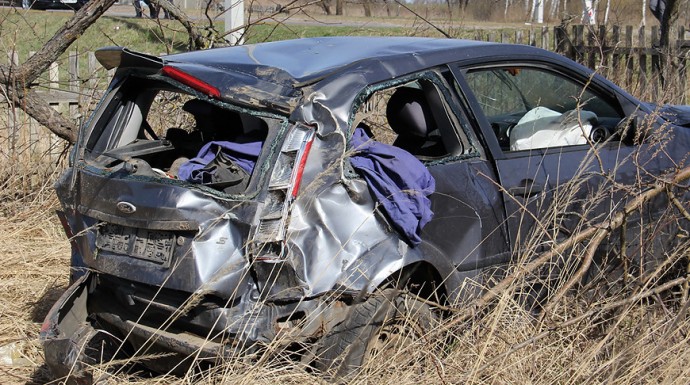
348,69,483,164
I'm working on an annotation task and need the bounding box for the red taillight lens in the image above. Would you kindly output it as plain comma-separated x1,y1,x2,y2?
290,135,314,199
162,65,221,98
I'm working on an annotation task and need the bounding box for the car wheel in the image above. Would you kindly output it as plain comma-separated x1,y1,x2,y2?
315,288,438,379
21,0,29,9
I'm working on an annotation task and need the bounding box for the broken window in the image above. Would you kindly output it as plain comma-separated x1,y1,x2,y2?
347,76,472,245
352,77,467,160
83,76,280,194
463,66,626,151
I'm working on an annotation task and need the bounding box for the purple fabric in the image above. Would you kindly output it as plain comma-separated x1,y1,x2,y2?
178,140,262,183
350,127,435,246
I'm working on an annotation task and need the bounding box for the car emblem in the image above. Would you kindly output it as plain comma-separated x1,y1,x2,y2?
116,201,137,214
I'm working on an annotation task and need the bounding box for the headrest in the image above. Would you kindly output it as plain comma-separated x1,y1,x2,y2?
183,99,241,132
386,87,433,138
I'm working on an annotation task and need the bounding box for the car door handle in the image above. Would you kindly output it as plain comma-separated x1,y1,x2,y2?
508,179,543,197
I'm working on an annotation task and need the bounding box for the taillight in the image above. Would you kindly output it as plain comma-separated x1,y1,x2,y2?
56,210,76,243
289,133,315,199
252,125,315,244
161,65,221,98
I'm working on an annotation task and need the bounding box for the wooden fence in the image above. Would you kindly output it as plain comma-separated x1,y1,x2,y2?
474,24,690,103
1,51,113,167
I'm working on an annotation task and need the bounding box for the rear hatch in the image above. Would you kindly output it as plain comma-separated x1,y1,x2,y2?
57,48,315,300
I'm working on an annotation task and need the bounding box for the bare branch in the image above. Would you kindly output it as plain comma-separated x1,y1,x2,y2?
12,0,118,85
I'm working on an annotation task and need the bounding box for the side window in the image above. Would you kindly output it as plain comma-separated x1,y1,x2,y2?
353,78,469,160
463,67,625,152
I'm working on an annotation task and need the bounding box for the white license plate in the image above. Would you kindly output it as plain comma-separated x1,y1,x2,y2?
97,223,175,266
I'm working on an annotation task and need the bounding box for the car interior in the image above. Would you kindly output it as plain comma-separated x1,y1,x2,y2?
463,66,627,151
352,77,469,161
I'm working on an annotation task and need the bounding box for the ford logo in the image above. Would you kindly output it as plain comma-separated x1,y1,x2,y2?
116,201,137,214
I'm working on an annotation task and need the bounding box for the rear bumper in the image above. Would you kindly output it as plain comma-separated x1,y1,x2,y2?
40,273,99,384
39,272,340,381
39,272,233,380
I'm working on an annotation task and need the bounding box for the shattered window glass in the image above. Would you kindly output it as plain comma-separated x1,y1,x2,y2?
84,77,274,193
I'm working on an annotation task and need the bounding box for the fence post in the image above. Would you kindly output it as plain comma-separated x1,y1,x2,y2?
638,26,647,91
611,25,620,71
541,26,549,50
555,26,568,57
586,27,597,69
8,52,20,157
679,26,688,104
598,24,608,69
88,52,98,90
651,25,660,98
625,25,633,87
574,25,585,63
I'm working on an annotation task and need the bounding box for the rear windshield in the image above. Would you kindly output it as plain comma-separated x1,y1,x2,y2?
83,74,286,194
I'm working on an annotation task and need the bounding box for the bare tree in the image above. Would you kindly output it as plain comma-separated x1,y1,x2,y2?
318,0,332,15
0,0,118,143
363,0,372,17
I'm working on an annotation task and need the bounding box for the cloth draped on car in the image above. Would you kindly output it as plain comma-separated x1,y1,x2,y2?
178,141,262,187
349,127,435,246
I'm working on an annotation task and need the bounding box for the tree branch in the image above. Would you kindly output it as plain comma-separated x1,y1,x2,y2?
0,0,118,144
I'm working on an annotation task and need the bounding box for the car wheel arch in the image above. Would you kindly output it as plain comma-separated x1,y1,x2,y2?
376,261,448,307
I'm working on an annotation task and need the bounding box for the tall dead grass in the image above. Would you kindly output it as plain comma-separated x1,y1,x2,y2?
0,178,70,384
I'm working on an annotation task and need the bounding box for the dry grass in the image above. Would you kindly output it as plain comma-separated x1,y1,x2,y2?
1,130,689,385
0,183,70,384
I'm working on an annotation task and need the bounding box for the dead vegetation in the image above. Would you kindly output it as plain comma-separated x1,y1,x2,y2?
1,103,689,385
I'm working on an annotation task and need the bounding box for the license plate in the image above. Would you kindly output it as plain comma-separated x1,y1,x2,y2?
62,0,77,3
97,223,175,266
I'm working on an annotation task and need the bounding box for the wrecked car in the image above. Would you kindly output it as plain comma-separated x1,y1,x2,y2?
40,37,690,382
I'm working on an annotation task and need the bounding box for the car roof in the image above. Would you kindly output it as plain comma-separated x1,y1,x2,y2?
163,36,537,85
99,37,572,112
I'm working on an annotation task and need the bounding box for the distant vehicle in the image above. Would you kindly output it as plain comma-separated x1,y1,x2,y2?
40,37,690,383
18,0,88,10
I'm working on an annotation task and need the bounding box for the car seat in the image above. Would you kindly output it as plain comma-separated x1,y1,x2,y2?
386,87,446,157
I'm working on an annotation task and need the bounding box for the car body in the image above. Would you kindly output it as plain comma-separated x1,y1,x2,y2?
40,37,690,382
29,0,87,10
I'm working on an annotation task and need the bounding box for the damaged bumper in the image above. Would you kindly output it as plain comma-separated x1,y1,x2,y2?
40,271,347,380
40,273,101,384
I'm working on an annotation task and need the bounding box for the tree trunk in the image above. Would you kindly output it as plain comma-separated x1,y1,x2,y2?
336,0,343,15
363,0,372,17
319,0,332,15
0,0,118,144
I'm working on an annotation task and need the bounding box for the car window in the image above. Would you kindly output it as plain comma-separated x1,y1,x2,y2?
352,77,471,160
463,67,625,152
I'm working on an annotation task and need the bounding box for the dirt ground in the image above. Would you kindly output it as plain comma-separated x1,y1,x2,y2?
0,197,71,385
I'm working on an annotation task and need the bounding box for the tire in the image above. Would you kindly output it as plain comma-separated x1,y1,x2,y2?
315,288,437,379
